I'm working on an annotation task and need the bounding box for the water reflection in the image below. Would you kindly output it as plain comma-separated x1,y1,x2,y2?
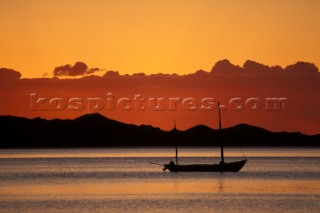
218,176,224,193
0,148,319,213
1,176,319,198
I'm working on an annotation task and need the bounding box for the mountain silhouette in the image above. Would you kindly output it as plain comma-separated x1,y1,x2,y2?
0,113,318,148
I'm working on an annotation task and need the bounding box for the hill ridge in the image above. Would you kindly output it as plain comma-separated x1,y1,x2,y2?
0,114,318,147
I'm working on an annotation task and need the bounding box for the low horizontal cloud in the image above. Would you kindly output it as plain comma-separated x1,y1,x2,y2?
53,62,103,77
52,59,318,78
210,59,318,74
285,62,318,73
103,71,120,77
86,68,100,74
0,68,22,79
210,59,242,73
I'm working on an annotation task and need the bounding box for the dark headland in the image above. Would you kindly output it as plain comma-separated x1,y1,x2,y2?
0,113,319,148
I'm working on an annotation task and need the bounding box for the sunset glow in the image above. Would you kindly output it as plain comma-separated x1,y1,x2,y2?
1,0,320,78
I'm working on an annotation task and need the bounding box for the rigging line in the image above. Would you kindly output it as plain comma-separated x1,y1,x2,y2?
148,162,163,166
222,110,247,160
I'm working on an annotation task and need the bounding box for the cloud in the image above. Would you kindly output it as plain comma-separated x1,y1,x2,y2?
86,68,100,74
53,62,103,76
210,59,242,73
0,68,22,79
285,62,318,74
54,62,88,76
243,60,285,73
210,59,318,74
52,60,319,78
103,71,120,77
243,60,271,72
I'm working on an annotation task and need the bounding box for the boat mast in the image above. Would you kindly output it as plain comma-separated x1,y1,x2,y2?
174,120,178,165
218,102,224,163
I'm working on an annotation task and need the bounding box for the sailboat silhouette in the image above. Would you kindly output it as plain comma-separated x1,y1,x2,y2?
163,102,247,172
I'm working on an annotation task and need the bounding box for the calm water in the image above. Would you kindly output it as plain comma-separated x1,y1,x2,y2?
0,148,319,213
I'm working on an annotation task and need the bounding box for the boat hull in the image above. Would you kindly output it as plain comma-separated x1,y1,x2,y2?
163,160,247,172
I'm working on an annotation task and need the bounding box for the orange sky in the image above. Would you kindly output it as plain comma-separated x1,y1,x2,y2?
1,0,320,78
